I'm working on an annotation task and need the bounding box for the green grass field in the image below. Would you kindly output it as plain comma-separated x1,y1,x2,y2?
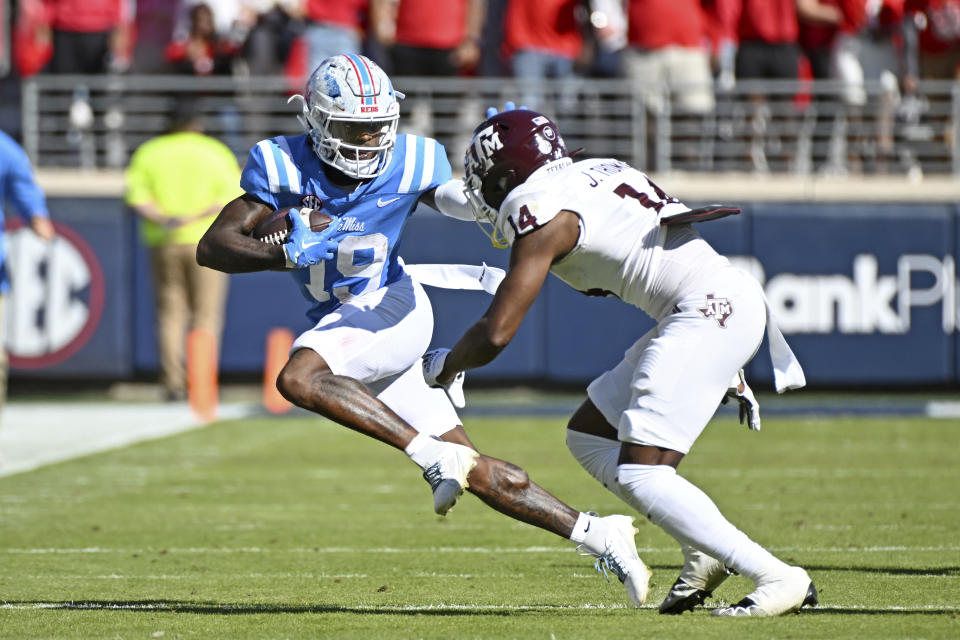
1,407,958,639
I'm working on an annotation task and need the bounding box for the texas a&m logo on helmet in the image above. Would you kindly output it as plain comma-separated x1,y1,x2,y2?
463,109,571,247
468,126,504,173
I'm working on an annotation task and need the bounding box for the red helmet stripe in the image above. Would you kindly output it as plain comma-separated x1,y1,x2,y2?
358,55,379,106
344,54,377,107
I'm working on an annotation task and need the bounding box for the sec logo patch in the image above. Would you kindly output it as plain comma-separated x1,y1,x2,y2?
5,220,105,368
301,194,323,209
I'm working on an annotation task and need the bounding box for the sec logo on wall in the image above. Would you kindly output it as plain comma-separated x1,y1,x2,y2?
4,220,105,369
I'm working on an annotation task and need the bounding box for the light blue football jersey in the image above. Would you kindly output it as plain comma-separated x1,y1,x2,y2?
241,133,452,322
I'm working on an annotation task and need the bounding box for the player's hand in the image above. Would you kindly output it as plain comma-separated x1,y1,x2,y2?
30,216,54,241
486,101,528,118
722,369,761,431
422,348,466,409
283,207,339,268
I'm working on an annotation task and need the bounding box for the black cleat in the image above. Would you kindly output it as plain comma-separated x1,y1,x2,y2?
659,578,714,614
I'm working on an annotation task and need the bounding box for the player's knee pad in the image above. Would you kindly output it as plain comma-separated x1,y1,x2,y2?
566,429,623,500
614,463,678,527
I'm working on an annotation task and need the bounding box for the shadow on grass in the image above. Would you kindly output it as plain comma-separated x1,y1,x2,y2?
5,600,957,616
806,607,957,616
798,565,960,576
649,563,960,576
1,601,604,616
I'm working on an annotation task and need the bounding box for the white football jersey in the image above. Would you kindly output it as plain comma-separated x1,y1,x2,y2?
498,158,731,320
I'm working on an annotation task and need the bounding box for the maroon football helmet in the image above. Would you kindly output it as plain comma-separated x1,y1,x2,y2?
463,109,570,246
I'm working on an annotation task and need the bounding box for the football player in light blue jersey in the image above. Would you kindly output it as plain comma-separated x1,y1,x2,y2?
240,123,451,323
198,55,649,606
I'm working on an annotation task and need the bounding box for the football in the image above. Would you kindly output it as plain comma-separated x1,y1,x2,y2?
251,207,335,245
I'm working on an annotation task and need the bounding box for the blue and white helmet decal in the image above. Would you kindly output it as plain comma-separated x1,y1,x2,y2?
289,54,405,179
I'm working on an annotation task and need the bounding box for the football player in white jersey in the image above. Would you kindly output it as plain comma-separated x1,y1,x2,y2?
197,55,652,606
423,108,818,617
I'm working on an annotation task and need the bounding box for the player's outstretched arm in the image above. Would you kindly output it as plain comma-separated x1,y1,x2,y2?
197,194,288,273
420,181,476,221
437,210,580,383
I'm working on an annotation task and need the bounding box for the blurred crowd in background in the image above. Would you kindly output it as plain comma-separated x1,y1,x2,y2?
7,0,959,93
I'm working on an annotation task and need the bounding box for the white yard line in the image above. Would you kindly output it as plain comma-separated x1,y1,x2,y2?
2,545,958,554
0,402,255,478
11,572,956,581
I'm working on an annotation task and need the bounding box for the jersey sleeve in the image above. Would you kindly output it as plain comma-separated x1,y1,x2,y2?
497,183,567,244
240,137,304,209
395,135,452,195
240,143,279,209
423,137,452,191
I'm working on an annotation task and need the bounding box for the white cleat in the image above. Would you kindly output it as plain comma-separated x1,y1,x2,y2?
421,441,479,516
659,546,731,614
582,515,652,607
712,566,818,617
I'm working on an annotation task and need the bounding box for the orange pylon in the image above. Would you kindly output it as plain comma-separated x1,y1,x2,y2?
263,328,294,414
187,328,218,423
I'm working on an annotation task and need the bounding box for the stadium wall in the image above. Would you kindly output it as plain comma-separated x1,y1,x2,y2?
6,176,959,388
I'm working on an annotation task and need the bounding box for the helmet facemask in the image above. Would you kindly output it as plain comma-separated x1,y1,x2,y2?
463,147,512,248
302,101,398,179
291,54,403,180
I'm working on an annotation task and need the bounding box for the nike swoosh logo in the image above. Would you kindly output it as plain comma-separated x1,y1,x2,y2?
377,197,402,207
301,240,326,249
584,521,590,533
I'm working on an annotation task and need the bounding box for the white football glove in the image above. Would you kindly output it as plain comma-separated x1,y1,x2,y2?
422,348,466,409
722,369,761,431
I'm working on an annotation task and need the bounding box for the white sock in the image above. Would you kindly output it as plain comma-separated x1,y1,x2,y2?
568,511,612,556
404,433,443,469
616,463,789,583
568,511,593,544
566,429,625,501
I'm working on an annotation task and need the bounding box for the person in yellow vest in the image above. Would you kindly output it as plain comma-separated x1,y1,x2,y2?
125,100,242,401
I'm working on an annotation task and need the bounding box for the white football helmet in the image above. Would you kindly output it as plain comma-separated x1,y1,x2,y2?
290,54,404,179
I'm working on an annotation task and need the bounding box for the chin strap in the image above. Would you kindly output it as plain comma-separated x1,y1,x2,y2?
287,94,309,131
